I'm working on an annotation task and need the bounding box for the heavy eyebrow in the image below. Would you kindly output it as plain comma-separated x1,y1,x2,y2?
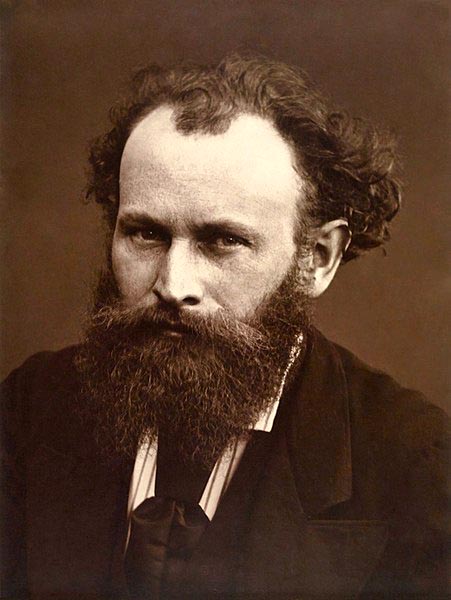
116,211,172,233
194,220,257,237
117,211,261,246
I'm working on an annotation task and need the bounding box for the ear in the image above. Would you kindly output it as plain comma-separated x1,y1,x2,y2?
307,219,351,298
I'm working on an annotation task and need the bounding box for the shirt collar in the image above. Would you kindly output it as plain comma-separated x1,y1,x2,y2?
253,398,281,432
253,331,305,433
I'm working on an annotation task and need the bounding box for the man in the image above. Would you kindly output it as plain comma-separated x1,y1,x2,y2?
1,55,447,599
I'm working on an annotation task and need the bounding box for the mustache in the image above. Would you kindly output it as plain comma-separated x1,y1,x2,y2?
89,300,271,352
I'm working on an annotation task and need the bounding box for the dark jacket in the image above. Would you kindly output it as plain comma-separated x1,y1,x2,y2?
1,329,448,599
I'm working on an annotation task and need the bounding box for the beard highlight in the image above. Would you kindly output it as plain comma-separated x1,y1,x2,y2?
75,259,312,466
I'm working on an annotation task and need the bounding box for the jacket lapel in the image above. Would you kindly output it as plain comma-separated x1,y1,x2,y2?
285,328,353,514
238,329,388,597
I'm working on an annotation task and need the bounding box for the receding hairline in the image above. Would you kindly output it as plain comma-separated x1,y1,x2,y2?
124,103,309,193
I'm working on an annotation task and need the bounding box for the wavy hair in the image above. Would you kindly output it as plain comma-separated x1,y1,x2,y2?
87,54,401,262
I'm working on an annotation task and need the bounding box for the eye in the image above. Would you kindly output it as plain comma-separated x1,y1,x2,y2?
136,229,162,241
124,226,171,251
203,233,251,252
216,236,244,247
129,228,169,245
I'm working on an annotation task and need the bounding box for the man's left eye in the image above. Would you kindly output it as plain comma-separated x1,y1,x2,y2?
216,236,243,247
198,231,252,252
207,235,251,251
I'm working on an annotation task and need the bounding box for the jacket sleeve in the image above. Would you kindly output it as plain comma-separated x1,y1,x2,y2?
1,353,53,599
1,366,28,598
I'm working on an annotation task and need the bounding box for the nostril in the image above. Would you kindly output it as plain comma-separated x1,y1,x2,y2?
152,287,200,307
183,296,200,306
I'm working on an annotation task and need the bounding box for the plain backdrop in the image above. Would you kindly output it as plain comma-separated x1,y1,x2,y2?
1,0,449,411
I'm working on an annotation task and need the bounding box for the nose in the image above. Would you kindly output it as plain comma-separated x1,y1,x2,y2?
153,241,202,309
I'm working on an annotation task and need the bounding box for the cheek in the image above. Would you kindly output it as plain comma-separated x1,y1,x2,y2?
111,244,157,303
212,253,292,319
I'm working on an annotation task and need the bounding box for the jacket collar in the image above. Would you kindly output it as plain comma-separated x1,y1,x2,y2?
282,327,353,516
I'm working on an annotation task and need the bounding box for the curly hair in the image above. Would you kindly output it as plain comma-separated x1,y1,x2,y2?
87,54,401,262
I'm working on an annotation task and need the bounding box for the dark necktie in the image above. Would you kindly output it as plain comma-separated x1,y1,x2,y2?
124,434,214,599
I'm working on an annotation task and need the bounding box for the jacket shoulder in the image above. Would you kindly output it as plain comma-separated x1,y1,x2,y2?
325,334,448,519
1,346,82,447
2,345,80,389
330,338,447,438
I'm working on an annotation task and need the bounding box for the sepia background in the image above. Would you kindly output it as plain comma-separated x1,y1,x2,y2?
1,0,449,410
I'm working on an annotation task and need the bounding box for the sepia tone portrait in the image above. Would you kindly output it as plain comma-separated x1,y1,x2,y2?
1,2,448,599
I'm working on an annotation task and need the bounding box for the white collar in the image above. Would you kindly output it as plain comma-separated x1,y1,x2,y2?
253,397,281,432
254,331,304,433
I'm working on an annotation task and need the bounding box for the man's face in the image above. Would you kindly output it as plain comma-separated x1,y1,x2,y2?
112,106,304,321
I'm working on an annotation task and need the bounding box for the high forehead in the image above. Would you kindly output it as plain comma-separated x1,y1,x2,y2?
120,106,302,206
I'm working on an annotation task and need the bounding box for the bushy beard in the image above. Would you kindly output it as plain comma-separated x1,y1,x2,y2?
75,258,313,467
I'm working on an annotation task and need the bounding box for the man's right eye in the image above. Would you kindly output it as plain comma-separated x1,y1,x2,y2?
137,229,159,241
129,228,168,244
